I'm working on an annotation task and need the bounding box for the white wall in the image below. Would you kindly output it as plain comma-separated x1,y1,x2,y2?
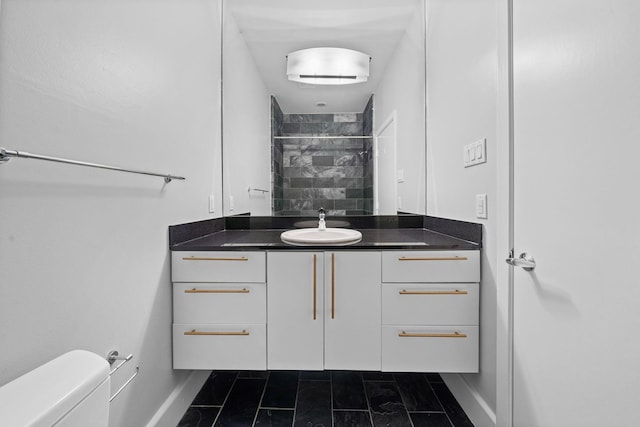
0,1,222,426
374,5,426,215
425,0,498,422
222,11,271,216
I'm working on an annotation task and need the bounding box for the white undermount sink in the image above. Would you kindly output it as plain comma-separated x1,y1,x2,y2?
280,228,362,246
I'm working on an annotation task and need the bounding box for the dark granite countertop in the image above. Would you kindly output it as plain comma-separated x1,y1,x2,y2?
169,215,481,251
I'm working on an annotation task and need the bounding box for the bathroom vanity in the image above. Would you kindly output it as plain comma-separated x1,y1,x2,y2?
169,215,481,373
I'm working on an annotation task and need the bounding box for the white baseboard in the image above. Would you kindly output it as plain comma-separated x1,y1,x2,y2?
441,373,496,427
145,370,211,427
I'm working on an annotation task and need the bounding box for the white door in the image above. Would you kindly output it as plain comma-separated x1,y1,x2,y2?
511,1,640,426
375,112,397,215
267,251,324,370
324,251,381,370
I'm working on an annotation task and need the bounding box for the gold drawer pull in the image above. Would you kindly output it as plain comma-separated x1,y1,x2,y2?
184,329,249,336
182,256,249,261
398,256,467,261
399,290,468,295
185,288,250,294
399,331,467,338
331,253,335,319
313,254,317,320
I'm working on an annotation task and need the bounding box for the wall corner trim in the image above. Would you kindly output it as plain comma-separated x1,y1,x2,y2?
145,370,210,427
441,373,497,427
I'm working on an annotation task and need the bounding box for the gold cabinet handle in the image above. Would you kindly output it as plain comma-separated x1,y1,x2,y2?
182,256,248,261
184,288,250,294
184,329,249,336
399,331,467,338
398,256,467,261
399,289,468,295
331,253,335,319
313,254,317,320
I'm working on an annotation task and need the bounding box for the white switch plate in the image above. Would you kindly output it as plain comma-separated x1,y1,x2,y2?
397,169,405,183
476,194,487,219
208,194,215,213
229,195,234,212
464,138,487,167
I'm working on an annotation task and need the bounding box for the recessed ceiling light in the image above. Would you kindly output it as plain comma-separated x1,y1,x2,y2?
286,47,371,85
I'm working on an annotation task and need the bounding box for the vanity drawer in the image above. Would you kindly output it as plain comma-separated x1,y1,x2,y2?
382,283,478,325
172,251,266,283
173,283,266,324
173,323,266,370
382,250,480,283
381,326,478,373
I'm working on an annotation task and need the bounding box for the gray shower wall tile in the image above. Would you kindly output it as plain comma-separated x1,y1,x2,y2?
313,199,335,210
291,199,314,211
334,113,358,122
346,188,364,199
345,167,364,178
312,156,335,166
283,167,302,178
343,138,367,148
296,122,363,136
301,166,346,178
290,178,313,188
283,122,301,134
302,188,346,200
335,177,362,188
283,188,302,199
285,113,334,123
313,177,335,188
336,155,359,166
288,156,312,167
335,199,357,210
302,148,346,157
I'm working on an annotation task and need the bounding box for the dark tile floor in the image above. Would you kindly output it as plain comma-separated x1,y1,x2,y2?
177,371,474,427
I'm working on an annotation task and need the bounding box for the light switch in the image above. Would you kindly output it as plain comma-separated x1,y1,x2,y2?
397,169,405,183
476,194,487,219
208,194,215,213
465,138,487,168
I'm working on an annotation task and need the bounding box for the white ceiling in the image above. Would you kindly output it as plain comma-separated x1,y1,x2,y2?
226,0,422,114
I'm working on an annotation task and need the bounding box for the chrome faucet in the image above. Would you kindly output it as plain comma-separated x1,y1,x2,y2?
318,207,326,231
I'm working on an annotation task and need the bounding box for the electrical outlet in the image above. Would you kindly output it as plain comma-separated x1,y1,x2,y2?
476,194,487,219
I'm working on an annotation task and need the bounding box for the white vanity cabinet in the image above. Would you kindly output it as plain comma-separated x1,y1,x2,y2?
171,251,266,370
171,247,480,373
381,250,480,372
267,251,381,371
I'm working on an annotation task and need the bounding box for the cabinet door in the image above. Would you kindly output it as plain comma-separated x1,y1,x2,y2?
267,251,324,370
324,251,381,370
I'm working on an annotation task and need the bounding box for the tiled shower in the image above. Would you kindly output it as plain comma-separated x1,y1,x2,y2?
271,96,374,216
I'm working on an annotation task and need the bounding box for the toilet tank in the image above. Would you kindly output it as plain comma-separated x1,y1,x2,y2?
0,350,110,427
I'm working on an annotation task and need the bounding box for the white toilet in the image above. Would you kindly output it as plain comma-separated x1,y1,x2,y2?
0,350,110,427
